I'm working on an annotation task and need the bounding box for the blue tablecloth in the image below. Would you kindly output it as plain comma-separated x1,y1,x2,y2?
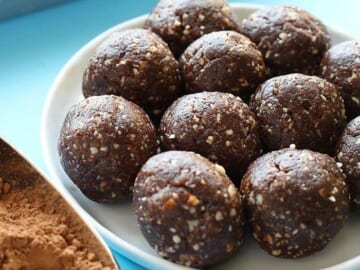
0,0,359,269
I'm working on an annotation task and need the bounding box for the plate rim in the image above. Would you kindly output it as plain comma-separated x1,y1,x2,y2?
41,3,360,270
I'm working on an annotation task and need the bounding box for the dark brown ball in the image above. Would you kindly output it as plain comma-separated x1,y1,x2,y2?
240,5,330,76
82,29,181,120
144,0,239,57
159,92,262,183
58,95,157,202
133,151,245,268
241,148,350,258
180,31,266,100
320,40,360,120
250,73,346,154
336,116,360,211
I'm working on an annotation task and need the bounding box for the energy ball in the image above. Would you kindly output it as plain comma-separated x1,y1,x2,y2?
133,151,245,268
336,116,360,211
241,148,350,258
82,29,181,120
180,31,266,99
159,92,262,183
320,40,360,120
58,95,157,203
144,0,239,57
240,5,330,76
250,73,346,154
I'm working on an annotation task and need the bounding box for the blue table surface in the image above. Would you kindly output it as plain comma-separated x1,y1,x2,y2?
0,0,359,269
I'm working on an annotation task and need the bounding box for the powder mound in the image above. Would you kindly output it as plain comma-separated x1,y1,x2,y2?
0,174,117,270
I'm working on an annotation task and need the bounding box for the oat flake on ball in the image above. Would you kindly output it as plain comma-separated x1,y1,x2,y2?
82,29,181,120
250,73,346,154
240,5,330,76
58,95,157,203
180,30,266,100
160,91,262,183
241,148,350,258
145,0,239,57
336,116,360,211
133,151,245,268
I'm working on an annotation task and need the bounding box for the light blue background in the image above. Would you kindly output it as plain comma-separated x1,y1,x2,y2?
0,0,359,269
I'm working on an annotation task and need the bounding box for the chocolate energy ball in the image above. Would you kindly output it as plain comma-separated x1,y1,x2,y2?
250,73,346,154
144,0,239,57
321,40,360,120
58,95,157,203
240,5,330,76
241,148,350,258
336,116,360,211
180,31,266,99
82,29,181,120
133,151,245,268
159,92,262,183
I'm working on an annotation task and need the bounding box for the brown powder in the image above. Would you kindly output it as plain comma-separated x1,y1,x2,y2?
0,139,118,270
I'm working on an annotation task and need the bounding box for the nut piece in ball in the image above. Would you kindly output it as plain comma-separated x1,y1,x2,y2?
321,40,360,120
58,95,157,202
180,30,266,100
82,29,181,120
145,0,239,57
336,116,360,211
133,151,245,268
241,148,350,258
250,73,346,154
241,5,330,76
160,92,262,183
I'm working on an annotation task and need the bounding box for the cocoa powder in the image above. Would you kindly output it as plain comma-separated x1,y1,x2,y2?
0,140,118,270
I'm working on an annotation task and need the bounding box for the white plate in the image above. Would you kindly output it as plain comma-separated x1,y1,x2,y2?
41,3,360,270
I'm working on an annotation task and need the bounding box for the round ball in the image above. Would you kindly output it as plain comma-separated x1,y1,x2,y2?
133,151,245,268
144,0,239,57
82,29,181,119
240,5,330,76
250,73,346,154
160,92,262,183
180,31,266,100
320,40,360,120
241,148,350,258
58,95,157,202
336,116,360,211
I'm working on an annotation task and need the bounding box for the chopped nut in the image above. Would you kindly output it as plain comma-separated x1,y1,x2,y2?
256,194,263,205
215,164,226,176
206,136,214,144
165,198,176,209
172,235,181,244
272,249,282,256
198,14,205,21
215,211,224,221
225,129,233,136
192,244,200,251
90,147,98,155
265,234,273,245
187,194,200,206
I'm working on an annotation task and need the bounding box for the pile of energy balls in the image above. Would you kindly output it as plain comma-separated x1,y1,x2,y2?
58,0,360,268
